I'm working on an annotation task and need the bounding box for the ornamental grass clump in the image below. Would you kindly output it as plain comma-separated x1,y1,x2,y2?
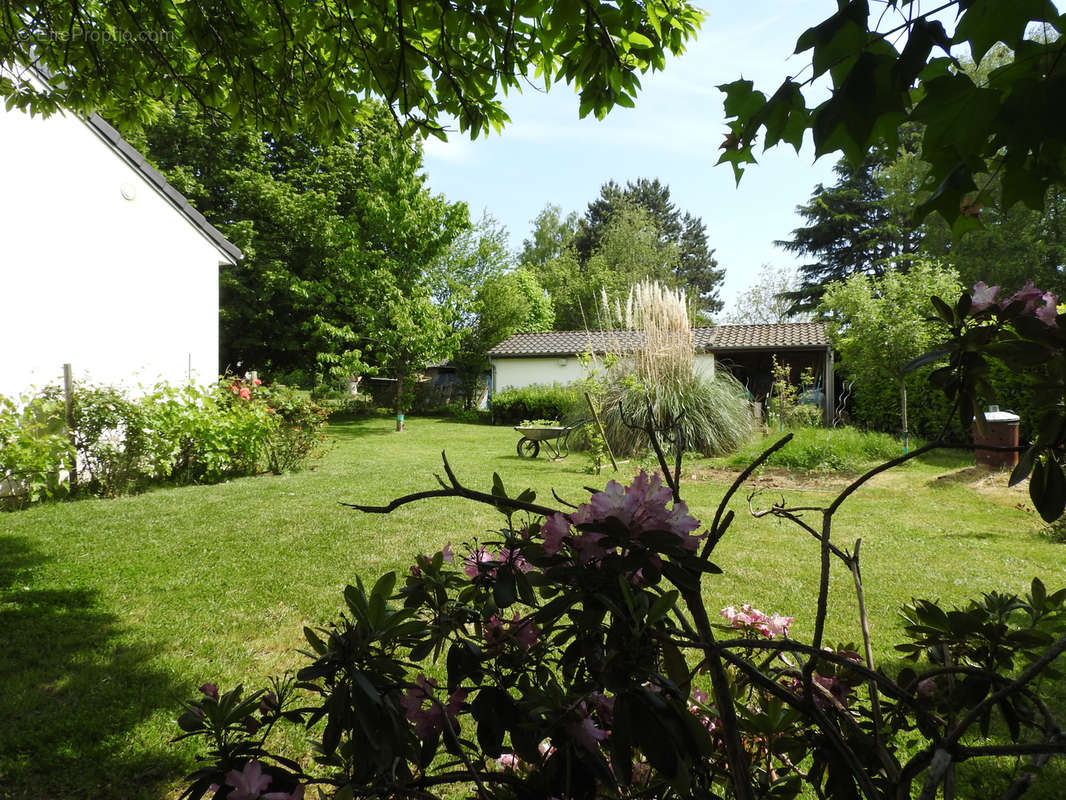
597,281,754,457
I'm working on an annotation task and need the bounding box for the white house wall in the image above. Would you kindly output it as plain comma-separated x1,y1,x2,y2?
493,357,589,392
492,353,715,393
0,105,222,399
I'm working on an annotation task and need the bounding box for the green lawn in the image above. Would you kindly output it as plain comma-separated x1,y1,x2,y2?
2,417,1064,799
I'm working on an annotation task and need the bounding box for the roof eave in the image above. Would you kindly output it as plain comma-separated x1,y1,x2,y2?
83,113,243,265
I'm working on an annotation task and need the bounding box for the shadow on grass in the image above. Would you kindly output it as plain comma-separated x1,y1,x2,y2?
325,418,396,440
0,535,186,800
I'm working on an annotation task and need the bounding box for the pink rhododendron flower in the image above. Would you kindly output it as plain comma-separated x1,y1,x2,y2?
540,512,570,554
497,548,533,572
917,678,937,699
463,547,499,578
496,753,520,770
572,470,702,544
568,715,608,751
511,613,539,651
720,605,793,638
231,383,240,394
971,282,1000,311
239,387,252,400
570,531,610,564
400,674,468,739
812,674,850,708
253,378,263,386
764,613,794,638
224,760,273,800
1036,293,1059,326
484,613,539,653
1004,281,1045,313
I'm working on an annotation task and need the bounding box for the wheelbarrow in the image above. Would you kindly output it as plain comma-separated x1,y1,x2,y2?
513,420,588,460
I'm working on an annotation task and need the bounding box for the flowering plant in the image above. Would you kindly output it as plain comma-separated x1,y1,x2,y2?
177,408,1066,800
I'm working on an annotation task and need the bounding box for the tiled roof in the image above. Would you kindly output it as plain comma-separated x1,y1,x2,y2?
488,323,828,357
704,322,828,350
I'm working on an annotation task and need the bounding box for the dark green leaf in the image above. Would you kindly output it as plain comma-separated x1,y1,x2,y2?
1031,457,1066,522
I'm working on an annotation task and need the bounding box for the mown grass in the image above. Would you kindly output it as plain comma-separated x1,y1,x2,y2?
1,417,1064,799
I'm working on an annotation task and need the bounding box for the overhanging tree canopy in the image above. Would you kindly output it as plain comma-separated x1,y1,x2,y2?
719,1,1066,233
0,1,703,139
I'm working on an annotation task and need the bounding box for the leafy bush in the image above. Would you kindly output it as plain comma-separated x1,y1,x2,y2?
257,383,331,474
821,259,963,437
1,377,329,508
716,426,912,472
0,394,70,507
490,383,581,424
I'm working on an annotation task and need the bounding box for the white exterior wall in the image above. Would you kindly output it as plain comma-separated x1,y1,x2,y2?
492,357,589,392
0,104,225,399
492,353,715,392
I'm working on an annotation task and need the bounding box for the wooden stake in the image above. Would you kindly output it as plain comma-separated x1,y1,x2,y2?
585,391,618,471
63,363,78,494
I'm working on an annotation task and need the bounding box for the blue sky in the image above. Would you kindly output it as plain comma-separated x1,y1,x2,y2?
420,1,839,317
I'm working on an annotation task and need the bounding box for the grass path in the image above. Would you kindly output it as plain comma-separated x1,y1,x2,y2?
1,417,1063,798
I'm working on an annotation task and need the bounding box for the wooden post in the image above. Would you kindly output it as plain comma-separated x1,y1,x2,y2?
63,363,78,494
900,376,909,455
585,391,618,471
824,347,835,426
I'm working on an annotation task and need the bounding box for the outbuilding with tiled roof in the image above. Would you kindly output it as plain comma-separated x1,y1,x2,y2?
488,323,836,423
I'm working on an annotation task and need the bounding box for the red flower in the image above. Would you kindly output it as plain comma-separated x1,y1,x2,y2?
239,387,251,400
253,378,262,386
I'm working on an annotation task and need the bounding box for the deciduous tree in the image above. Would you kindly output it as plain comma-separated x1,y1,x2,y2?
1,1,703,141
719,2,1066,234
137,101,468,383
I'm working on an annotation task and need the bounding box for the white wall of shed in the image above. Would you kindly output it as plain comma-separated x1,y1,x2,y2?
0,104,222,398
491,353,715,393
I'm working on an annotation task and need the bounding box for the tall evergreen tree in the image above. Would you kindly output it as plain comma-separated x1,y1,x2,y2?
777,149,923,315
574,178,724,315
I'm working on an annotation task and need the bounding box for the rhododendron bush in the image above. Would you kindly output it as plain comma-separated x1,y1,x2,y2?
177,285,1066,800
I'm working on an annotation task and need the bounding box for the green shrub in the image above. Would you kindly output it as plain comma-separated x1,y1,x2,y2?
716,426,914,472
0,394,70,507
2,377,330,507
490,383,581,424
257,383,331,474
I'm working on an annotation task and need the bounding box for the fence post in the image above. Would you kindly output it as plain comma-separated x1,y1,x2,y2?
63,363,78,494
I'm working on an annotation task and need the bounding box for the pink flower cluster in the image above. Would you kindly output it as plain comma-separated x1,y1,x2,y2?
720,604,793,638
540,471,703,561
972,281,1059,326
484,612,539,653
462,546,532,578
215,761,304,800
400,674,468,739
687,687,722,734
